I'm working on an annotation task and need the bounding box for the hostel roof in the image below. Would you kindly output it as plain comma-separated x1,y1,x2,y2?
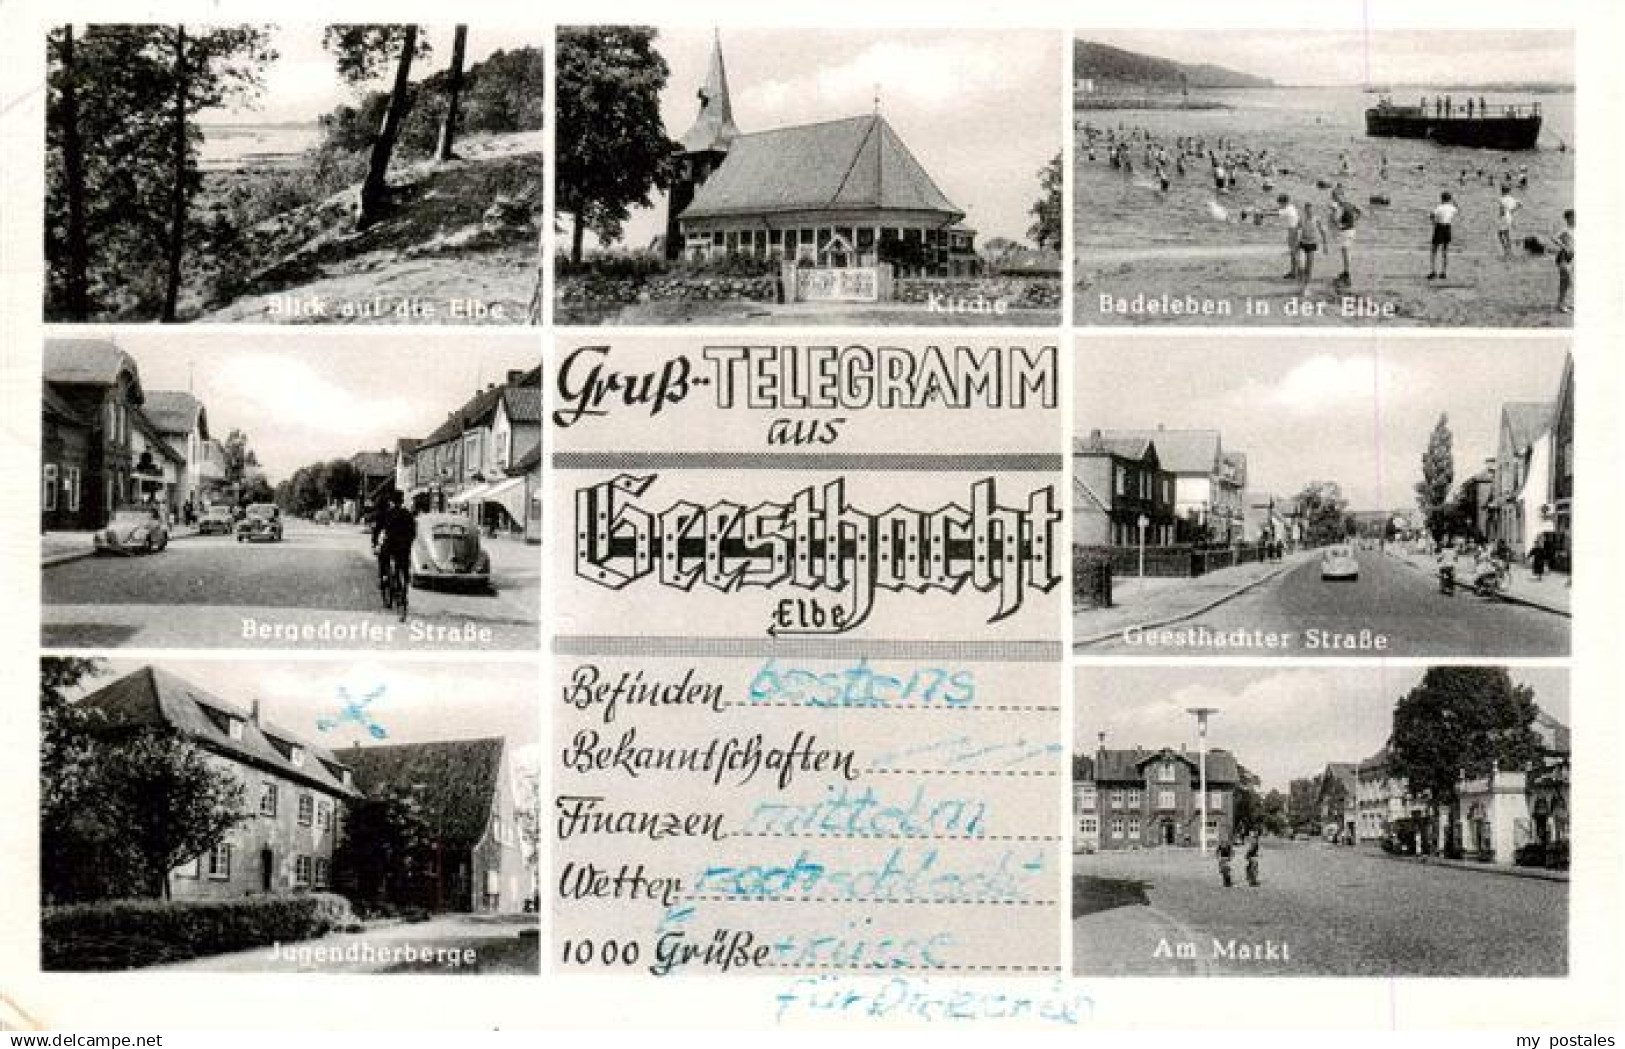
74,666,357,798
142,391,208,440
1500,401,1553,454
44,338,144,400
681,113,964,222
1076,746,1241,786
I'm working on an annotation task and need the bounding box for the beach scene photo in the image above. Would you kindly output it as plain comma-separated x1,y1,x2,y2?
1073,30,1574,327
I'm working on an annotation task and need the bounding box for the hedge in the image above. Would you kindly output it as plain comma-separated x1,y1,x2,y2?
43,892,358,971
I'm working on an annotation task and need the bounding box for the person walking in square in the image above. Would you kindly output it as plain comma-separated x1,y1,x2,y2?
1217,836,1235,888
1245,831,1262,887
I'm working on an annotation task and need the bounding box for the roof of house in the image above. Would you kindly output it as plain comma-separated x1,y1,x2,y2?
677,34,742,154
419,376,542,450
396,437,422,457
1501,401,1553,453
42,384,90,427
1074,432,1158,462
1098,429,1221,476
682,113,963,221
345,738,506,851
44,338,143,400
1077,746,1240,786
74,667,357,798
142,391,207,439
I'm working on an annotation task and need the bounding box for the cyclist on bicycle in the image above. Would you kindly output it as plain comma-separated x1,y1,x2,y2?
371,489,417,600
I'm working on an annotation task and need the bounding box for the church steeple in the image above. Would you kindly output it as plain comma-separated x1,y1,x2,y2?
678,30,741,154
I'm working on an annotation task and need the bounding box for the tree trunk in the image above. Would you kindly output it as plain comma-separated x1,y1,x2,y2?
161,25,189,323
434,25,467,162
571,211,585,265
357,25,419,230
58,25,90,320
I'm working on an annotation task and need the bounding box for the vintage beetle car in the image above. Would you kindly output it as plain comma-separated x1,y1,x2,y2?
197,506,235,536
410,513,492,589
95,508,170,554
235,502,284,543
1320,543,1359,581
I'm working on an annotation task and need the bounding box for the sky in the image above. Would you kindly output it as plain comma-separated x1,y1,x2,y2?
1074,665,1569,794
1076,30,1575,89
203,23,543,125
107,332,539,484
598,28,1061,252
1074,337,1570,510
76,658,540,776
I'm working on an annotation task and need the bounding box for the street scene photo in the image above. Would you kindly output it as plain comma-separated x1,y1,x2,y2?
1073,31,1575,327
1072,665,1569,977
42,333,541,650
555,27,1061,325
1072,336,1572,656
44,24,543,325
40,657,539,973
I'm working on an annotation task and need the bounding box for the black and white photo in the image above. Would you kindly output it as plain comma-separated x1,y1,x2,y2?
41,333,542,649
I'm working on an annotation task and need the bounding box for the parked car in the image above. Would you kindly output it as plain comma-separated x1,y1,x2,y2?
235,503,284,543
95,508,169,555
197,506,235,536
410,513,491,589
313,508,332,525
1320,544,1359,581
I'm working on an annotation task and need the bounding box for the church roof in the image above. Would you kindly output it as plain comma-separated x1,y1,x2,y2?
681,113,963,222
677,33,741,153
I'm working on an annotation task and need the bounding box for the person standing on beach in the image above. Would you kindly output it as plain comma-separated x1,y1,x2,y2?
1331,185,1361,288
1496,186,1522,259
1274,193,1302,279
1297,201,1327,294
1553,208,1575,313
1428,192,1459,280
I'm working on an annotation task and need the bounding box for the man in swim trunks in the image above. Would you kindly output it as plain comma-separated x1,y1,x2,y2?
1429,191,1459,280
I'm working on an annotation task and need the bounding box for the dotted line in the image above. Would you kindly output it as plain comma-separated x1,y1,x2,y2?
722,703,1061,713
679,897,1056,906
729,832,1061,842
863,769,1060,777
756,963,1064,972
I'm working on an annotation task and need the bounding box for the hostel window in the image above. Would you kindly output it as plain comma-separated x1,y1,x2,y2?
1126,789,1141,807
259,782,277,817
295,855,312,888
1109,789,1124,806
298,794,314,827
1110,818,1124,838
207,841,232,879
314,858,330,890
1157,790,1176,810
66,466,81,511
317,800,331,830
1078,786,1096,810
1209,791,1225,811
1128,818,1141,838
1157,762,1176,783
1114,465,1126,496
1080,817,1098,835
43,464,58,511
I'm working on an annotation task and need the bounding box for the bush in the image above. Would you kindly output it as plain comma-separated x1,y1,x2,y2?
42,892,357,971
555,252,668,281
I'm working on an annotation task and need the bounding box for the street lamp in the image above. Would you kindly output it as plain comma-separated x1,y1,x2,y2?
1186,706,1221,854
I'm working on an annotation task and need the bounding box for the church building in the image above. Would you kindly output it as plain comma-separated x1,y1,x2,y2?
664,34,979,277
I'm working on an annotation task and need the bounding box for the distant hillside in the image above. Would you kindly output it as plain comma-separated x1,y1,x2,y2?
1074,40,1274,89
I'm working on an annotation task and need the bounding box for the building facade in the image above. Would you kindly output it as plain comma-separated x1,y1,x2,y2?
43,338,147,531
665,35,977,277
72,667,357,900
1488,401,1552,557
141,391,212,517
1072,431,1178,548
1547,354,1574,570
347,738,529,913
1092,427,1245,544
1074,745,1238,851
409,367,541,530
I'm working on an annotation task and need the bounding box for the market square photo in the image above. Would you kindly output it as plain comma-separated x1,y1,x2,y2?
1072,30,1575,327
1072,664,1570,977
555,27,1063,325
43,23,544,325
40,332,542,649
39,657,540,973
1072,336,1572,656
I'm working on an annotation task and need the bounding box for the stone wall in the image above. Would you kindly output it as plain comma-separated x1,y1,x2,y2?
556,274,780,308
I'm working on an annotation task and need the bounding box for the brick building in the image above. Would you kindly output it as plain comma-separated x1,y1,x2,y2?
1074,745,1239,852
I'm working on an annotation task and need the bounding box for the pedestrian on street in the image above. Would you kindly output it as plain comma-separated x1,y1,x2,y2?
1245,832,1261,887
1217,836,1235,888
